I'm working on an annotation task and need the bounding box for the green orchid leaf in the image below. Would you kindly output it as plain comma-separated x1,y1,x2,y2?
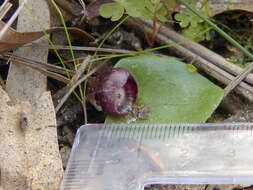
106,55,224,123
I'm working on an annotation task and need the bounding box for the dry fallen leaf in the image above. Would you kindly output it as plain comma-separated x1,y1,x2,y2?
0,20,95,52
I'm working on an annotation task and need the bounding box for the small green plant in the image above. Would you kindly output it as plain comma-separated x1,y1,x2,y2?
99,0,170,22
99,0,176,46
174,3,212,42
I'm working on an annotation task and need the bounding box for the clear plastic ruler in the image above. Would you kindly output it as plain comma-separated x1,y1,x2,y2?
60,123,253,190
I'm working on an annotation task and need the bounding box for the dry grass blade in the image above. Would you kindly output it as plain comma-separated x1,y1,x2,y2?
1,53,75,75
0,20,95,52
12,59,70,83
48,45,134,54
0,53,71,83
55,63,104,113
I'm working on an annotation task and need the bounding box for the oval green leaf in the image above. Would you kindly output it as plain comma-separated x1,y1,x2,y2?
106,55,224,123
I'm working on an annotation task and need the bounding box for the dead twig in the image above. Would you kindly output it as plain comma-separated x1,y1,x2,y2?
143,19,253,86
0,0,12,20
82,100,87,124
72,56,91,82
0,74,5,89
55,63,104,113
126,18,253,102
224,62,253,96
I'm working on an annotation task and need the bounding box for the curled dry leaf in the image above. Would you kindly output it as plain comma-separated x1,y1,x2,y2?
0,20,95,52
86,0,114,19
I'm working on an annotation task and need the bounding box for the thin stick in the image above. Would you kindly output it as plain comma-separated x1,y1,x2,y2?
126,19,253,101
82,100,87,124
0,0,12,20
224,62,253,96
0,74,5,89
71,56,91,84
143,19,253,86
0,0,9,13
55,64,103,113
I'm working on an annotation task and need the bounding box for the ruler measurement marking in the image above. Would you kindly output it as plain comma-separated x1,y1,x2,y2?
129,126,136,139
134,124,139,140
144,125,149,139
167,126,171,138
122,125,129,139
124,126,129,139
181,125,185,136
118,126,123,139
177,125,181,137
80,124,253,143
136,125,142,141
61,123,253,190
152,125,156,139
113,125,121,139
138,126,144,148
158,124,163,140
131,125,135,139
163,125,167,141
110,125,118,138
151,125,155,139
106,125,113,138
